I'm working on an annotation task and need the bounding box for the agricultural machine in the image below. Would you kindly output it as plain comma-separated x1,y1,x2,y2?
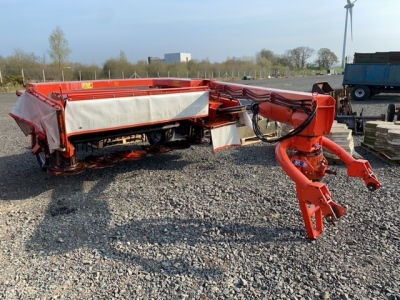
312,81,400,134
10,78,381,239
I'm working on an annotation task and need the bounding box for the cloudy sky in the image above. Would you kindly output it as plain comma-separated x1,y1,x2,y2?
1,0,399,65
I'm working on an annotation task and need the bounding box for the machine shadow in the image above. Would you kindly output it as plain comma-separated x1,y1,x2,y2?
0,150,191,201
27,201,302,278
21,145,303,279
0,151,53,200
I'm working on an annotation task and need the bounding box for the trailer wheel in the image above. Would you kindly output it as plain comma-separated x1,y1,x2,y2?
36,151,49,171
386,103,396,122
146,130,166,146
351,85,370,101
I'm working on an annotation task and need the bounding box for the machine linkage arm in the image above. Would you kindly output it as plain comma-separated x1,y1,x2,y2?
321,137,381,191
209,81,381,239
296,182,347,239
275,139,348,239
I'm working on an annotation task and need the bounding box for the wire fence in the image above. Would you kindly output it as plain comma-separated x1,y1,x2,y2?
0,67,322,92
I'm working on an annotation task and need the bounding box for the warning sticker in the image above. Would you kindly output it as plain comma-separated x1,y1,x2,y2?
82,82,93,89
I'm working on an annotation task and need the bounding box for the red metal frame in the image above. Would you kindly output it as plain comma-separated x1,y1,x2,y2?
24,78,208,96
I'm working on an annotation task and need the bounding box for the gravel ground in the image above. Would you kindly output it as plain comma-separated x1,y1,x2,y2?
1,76,400,299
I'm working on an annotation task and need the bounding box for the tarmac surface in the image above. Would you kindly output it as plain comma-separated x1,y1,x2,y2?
235,74,345,92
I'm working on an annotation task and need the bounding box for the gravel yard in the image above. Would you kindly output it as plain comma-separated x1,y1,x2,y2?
1,76,400,299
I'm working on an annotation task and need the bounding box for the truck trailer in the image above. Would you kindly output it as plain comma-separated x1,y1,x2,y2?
343,51,400,101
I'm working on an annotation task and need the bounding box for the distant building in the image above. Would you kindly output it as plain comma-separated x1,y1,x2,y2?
148,56,163,64
164,53,191,64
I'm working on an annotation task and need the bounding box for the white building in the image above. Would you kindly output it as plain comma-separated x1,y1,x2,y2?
164,53,191,64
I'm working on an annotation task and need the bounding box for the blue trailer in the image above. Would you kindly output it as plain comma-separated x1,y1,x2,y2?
342,63,400,100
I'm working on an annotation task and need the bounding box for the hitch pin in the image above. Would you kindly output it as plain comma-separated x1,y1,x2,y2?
367,183,376,201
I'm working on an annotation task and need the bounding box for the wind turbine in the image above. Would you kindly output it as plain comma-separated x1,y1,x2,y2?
341,0,357,69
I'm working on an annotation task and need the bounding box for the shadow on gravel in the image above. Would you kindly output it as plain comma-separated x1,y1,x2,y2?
0,152,191,201
26,210,302,279
27,205,301,279
15,146,302,279
0,143,282,201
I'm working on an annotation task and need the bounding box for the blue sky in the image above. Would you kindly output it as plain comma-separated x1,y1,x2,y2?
1,0,399,65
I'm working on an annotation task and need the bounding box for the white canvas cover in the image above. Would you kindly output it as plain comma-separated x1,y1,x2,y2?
64,91,209,135
10,92,61,152
211,124,241,151
10,89,250,153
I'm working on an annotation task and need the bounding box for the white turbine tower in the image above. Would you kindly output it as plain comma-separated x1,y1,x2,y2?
342,0,357,69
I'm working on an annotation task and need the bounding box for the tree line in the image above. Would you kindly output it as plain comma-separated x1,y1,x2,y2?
0,26,339,86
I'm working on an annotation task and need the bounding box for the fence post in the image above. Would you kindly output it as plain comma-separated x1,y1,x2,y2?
95,70,97,80
79,71,82,81
0,69,2,84
21,69,25,85
108,70,111,79
42,70,46,82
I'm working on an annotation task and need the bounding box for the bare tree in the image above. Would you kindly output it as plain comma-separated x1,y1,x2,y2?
102,51,138,78
256,49,277,68
8,49,40,69
5,49,41,78
118,50,134,76
48,26,71,70
286,46,315,69
147,60,166,77
315,48,339,69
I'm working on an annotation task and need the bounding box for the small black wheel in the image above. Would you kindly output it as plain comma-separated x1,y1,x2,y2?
146,130,166,146
36,151,49,171
351,85,370,101
386,103,396,122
